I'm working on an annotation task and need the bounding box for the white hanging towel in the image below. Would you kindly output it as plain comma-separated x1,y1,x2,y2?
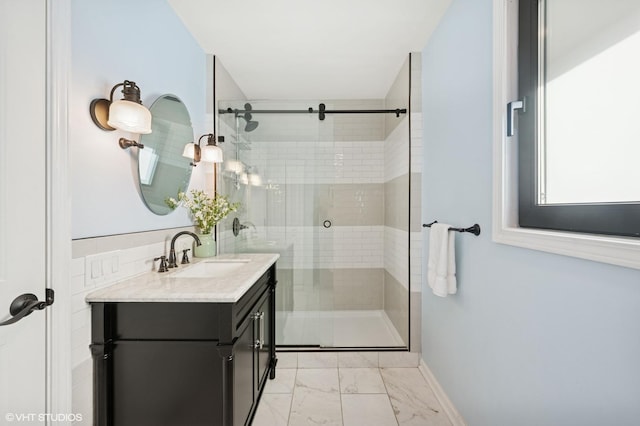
427,223,457,297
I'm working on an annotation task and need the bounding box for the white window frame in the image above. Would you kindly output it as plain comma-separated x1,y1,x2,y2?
492,0,640,270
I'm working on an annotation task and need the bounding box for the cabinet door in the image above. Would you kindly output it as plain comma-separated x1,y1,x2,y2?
256,290,272,391
233,315,254,426
111,341,223,426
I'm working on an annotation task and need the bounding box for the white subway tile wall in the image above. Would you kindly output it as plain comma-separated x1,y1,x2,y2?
257,226,384,270
410,232,423,293
410,113,423,294
410,112,423,172
384,226,409,290
385,118,410,183
248,140,385,185
383,114,411,295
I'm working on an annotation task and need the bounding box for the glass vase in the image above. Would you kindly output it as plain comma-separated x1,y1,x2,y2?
194,232,216,258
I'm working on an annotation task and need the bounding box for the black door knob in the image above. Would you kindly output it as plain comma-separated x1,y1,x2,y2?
0,291,52,327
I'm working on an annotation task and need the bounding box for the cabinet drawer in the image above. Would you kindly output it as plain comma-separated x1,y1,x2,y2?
102,303,221,340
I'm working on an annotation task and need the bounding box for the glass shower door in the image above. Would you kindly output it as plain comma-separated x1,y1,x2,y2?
217,101,335,347
216,98,410,349
286,136,336,347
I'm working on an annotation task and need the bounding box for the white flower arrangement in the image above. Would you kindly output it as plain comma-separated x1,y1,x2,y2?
166,190,240,235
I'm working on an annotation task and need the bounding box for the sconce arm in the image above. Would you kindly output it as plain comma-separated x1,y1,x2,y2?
119,138,144,150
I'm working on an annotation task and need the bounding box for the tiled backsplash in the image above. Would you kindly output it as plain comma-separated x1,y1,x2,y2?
71,227,197,364
71,241,170,367
70,227,194,424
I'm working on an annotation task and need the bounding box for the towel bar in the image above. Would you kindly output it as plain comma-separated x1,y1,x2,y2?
423,221,481,236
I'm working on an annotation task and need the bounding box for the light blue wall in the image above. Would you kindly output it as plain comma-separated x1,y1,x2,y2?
71,0,207,238
421,0,640,425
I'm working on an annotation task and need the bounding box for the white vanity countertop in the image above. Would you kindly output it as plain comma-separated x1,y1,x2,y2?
85,253,279,303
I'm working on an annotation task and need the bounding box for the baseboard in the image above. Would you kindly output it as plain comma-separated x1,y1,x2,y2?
419,358,467,426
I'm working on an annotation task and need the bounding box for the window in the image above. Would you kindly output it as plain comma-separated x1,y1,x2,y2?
515,0,640,237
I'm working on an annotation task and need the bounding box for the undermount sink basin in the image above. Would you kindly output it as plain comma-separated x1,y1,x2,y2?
172,259,251,279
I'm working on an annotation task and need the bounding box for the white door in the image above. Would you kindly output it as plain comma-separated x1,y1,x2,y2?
0,0,49,422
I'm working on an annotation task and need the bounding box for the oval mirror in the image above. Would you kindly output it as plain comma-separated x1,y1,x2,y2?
138,94,193,215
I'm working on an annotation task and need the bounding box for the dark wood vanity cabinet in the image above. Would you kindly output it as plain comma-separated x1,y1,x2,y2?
90,264,277,426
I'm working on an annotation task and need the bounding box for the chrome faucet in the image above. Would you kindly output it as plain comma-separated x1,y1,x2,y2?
168,231,201,268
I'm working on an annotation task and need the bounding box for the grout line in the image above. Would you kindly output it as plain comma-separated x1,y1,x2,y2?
286,367,297,426
379,367,401,426
337,367,345,426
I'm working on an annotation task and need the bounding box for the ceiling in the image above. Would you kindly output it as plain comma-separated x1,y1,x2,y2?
168,0,451,100
546,0,640,79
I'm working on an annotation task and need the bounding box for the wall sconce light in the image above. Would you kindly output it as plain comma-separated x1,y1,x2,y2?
183,133,223,166
239,172,249,186
225,159,244,174
89,80,152,150
247,166,262,186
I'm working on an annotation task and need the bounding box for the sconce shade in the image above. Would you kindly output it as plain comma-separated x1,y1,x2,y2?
182,143,196,159
226,160,244,174
90,80,152,138
201,144,223,163
248,173,262,186
185,134,222,166
239,172,249,185
246,166,262,186
107,100,152,134
183,142,202,166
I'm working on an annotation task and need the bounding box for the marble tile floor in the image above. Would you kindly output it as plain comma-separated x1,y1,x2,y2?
252,352,452,426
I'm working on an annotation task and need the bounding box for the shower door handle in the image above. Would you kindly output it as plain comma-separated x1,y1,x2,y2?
323,220,332,228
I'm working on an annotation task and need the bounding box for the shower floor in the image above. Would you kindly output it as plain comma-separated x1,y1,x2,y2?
277,310,405,348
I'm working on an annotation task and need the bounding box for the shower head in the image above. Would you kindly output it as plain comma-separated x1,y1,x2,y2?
238,103,259,132
236,114,259,132
243,117,259,132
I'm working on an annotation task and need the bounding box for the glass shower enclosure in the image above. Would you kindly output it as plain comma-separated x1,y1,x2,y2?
216,93,411,350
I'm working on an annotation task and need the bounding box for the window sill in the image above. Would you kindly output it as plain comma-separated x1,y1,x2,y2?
493,225,640,270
